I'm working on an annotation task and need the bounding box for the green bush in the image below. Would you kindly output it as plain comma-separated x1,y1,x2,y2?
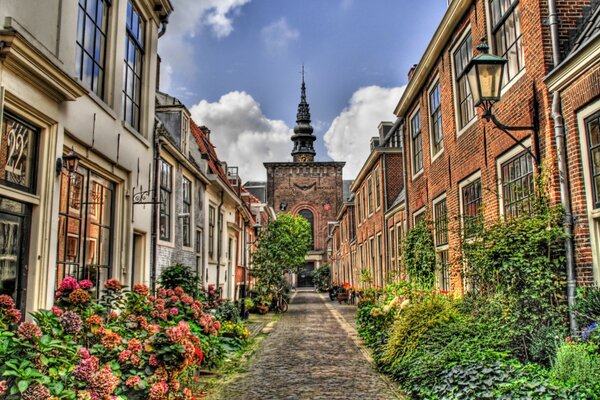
574,287,600,326
311,264,331,291
401,219,436,288
551,340,600,394
158,263,201,298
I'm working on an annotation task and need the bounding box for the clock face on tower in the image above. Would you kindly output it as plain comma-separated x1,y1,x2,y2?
297,154,311,162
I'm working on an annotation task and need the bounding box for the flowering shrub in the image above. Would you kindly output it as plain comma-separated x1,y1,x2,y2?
0,278,250,399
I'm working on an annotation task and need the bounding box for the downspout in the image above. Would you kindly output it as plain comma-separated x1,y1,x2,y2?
240,221,248,318
216,189,224,293
151,117,162,293
158,15,169,38
547,0,578,335
382,153,388,284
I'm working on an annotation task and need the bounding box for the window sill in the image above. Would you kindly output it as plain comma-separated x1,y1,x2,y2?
121,120,150,148
431,149,444,163
500,68,526,98
83,88,118,122
158,239,175,248
456,117,478,138
411,170,424,181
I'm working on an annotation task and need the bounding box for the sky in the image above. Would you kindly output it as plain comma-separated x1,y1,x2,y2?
158,0,448,180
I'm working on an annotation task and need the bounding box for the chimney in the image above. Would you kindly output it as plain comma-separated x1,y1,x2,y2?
408,64,418,81
199,125,211,141
378,121,393,144
370,136,380,151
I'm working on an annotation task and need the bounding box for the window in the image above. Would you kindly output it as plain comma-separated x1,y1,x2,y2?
369,237,375,281
414,208,426,225
76,0,110,97
375,168,381,209
208,206,215,259
411,110,423,174
123,1,145,131
396,223,403,273
367,177,373,214
585,111,600,209
159,159,171,241
490,0,524,84
182,115,189,152
1,113,39,193
461,178,482,238
356,193,361,225
453,32,475,130
362,187,367,221
389,227,395,262
299,209,315,249
434,197,450,291
377,233,383,285
57,166,114,292
182,177,191,247
429,81,443,156
501,150,534,219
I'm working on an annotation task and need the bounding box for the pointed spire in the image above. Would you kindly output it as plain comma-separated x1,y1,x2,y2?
292,65,316,162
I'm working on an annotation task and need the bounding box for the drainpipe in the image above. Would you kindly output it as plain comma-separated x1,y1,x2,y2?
151,117,162,293
547,0,578,335
216,189,224,294
158,15,169,38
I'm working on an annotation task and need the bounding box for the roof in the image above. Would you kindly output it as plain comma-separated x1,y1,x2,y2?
189,119,229,185
565,1,600,57
156,90,184,107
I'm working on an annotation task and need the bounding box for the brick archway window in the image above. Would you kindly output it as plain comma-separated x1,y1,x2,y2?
298,209,314,249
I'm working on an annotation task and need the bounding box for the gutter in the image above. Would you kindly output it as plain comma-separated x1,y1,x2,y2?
151,117,162,293
547,0,578,335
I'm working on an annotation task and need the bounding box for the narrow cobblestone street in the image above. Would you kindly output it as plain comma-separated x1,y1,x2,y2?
215,290,402,400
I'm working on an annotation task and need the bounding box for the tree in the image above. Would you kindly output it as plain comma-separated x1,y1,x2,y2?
251,213,312,291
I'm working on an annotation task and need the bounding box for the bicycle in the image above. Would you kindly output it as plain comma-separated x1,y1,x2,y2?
271,287,289,313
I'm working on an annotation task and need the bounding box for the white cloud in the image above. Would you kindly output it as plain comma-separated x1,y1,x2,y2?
159,0,250,93
189,91,293,181
324,85,405,179
261,18,300,51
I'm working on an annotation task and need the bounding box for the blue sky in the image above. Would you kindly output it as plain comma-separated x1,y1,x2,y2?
159,0,448,179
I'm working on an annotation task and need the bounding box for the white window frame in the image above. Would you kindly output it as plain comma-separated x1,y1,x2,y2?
181,172,194,250
413,206,426,226
577,101,600,285
433,193,449,291
451,26,478,138
158,157,174,246
496,137,532,219
428,77,444,162
409,107,424,179
458,170,482,238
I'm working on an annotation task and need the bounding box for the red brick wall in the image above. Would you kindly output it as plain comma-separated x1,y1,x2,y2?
399,0,592,291
558,63,600,286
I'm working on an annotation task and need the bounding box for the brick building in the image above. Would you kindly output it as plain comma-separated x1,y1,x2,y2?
339,122,405,288
546,4,600,286
391,0,599,290
330,198,357,285
264,74,346,287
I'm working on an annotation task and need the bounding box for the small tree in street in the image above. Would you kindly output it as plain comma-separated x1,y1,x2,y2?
251,213,312,294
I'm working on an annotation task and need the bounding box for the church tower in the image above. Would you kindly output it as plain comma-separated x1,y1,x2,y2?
264,67,346,287
291,67,317,163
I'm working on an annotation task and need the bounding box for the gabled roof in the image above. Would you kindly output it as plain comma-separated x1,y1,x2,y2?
189,119,229,185
566,1,600,57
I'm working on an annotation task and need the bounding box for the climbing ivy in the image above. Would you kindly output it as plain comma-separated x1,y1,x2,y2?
401,219,436,289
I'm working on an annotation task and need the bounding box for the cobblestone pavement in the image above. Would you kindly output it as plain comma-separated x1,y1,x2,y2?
215,290,402,400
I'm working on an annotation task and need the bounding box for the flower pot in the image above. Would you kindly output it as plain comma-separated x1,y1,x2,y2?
256,305,269,314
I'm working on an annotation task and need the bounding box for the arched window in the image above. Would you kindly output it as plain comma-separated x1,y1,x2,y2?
298,209,314,249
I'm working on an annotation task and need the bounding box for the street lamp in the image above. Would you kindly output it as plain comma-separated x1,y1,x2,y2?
464,41,540,169
56,148,81,176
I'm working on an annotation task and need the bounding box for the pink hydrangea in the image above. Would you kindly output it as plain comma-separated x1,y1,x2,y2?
125,375,141,388
127,338,142,353
149,354,159,366
51,306,63,317
149,381,168,400
0,380,7,396
169,308,179,316
79,347,91,359
22,383,51,400
17,321,43,340
74,355,99,382
165,321,191,344
174,287,185,296
79,279,94,290
0,294,15,309
133,284,149,296
118,350,132,362
104,278,122,291
88,365,119,398
60,311,82,334
59,276,80,291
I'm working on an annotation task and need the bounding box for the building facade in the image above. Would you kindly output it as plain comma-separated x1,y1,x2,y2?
393,0,599,290
0,0,172,315
264,75,346,287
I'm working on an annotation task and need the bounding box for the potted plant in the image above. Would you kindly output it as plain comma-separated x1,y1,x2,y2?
255,295,270,314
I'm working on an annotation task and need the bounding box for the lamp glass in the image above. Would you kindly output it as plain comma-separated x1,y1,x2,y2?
66,155,79,173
